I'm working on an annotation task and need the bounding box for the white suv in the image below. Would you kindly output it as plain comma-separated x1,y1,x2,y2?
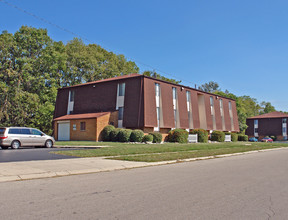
0,127,55,149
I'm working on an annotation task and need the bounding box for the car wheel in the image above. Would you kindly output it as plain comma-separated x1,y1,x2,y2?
45,140,53,148
11,140,21,149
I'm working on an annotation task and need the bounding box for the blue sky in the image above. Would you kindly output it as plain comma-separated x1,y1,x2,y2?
1,0,287,111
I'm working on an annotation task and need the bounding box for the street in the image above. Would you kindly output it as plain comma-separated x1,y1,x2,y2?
1,148,288,219
0,147,90,162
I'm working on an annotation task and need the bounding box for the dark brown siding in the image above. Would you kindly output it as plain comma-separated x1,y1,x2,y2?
160,82,175,128
246,119,254,136
72,81,117,114
54,89,69,118
191,91,200,128
143,78,157,127
223,99,232,131
177,88,189,129
205,95,213,130
123,77,144,128
232,102,240,132
258,118,282,136
214,98,222,130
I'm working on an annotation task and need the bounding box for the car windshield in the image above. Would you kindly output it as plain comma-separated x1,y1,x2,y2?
0,128,5,135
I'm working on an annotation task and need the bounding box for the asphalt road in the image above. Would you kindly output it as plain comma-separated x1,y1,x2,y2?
0,147,81,162
1,148,288,219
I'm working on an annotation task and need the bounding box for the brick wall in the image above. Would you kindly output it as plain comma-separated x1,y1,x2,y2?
70,119,97,141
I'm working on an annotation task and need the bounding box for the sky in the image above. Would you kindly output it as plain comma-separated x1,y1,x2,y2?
1,0,287,111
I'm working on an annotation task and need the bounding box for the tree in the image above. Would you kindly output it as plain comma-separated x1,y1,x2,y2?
260,102,276,114
198,81,220,93
0,26,140,134
143,70,181,84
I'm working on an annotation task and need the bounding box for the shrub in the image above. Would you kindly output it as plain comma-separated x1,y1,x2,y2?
167,129,188,143
238,134,248,141
110,128,121,142
211,130,225,142
270,136,276,141
118,129,132,142
130,130,144,142
190,129,208,143
225,132,231,135
101,125,115,141
142,134,153,143
149,132,163,143
231,133,238,142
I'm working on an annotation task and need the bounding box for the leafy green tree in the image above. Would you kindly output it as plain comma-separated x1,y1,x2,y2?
143,70,181,84
260,101,276,114
198,81,220,93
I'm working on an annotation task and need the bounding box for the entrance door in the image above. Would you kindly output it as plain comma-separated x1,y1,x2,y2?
58,122,70,141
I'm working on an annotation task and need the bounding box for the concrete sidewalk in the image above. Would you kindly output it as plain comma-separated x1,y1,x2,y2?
0,147,287,183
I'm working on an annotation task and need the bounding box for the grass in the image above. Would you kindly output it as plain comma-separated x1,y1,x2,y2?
52,141,288,162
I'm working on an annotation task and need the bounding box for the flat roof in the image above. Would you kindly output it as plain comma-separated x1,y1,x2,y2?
247,111,288,119
53,112,110,121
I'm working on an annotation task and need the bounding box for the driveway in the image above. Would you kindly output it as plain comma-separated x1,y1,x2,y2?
0,147,87,163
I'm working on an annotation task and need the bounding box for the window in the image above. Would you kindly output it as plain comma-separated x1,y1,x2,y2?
210,96,214,115
283,127,287,133
0,128,5,134
8,128,21,134
254,120,258,126
70,90,75,102
283,118,287,124
31,129,42,136
155,83,160,97
118,83,125,96
186,91,190,102
22,129,32,135
118,107,124,120
156,107,160,121
80,122,86,131
172,88,177,100
229,101,232,110
254,128,258,133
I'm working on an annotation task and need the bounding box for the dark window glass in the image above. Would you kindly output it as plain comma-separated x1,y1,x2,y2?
21,129,31,135
255,128,258,133
118,83,125,96
8,128,21,134
118,107,124,120
0,128,6,134
283,118,287,123
70,90,75,102
31,129,42,136
80,122,86,131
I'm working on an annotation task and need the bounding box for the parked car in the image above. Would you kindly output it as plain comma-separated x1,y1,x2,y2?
249,137,258,142
0,127,55,149
261,137,273,143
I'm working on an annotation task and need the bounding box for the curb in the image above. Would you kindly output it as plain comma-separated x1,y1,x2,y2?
0,147,287,183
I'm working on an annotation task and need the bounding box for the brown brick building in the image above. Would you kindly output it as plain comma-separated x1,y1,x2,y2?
246,111,288,140
53,73,239,141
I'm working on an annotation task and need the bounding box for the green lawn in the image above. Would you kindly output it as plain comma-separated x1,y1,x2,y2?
53,142,288,162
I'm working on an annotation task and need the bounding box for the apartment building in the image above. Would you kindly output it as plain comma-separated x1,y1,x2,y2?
246,111,288,140
53,73,239,141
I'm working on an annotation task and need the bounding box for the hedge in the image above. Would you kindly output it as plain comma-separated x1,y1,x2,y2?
238,134,248,141
142,134,153,143
110,128,121,142
149,132,163,143
211,130,225,142
190,129,208,143
167,129,188,143
231,133,238,142
118,129,132,142
101,125,115,141
130,130,144,142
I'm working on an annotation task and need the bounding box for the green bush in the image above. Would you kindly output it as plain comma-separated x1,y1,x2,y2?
211,130,225,142
190,129,208,143
238,134,248,141
142,134,153,143
270,136,276,141
149,132,163,143
231,133,238,142
101,125,115,141
110,128,121,142
130,130,144,142
167,129,188,143
118,129,132,142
